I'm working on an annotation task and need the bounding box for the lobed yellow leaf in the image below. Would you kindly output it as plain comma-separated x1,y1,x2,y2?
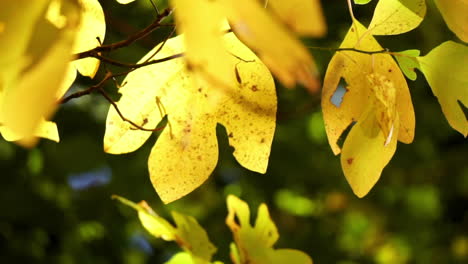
417,41,468,136
104,33,276,203
322,20,415,197
368,0,426,35
0,0,80,146
322,20,414,155
264,0,326,37
226,195,313,264
218,0,320,92
434,0,468,43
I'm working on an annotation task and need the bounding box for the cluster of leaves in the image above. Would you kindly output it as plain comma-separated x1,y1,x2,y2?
114,195,313,264
0,0,466,204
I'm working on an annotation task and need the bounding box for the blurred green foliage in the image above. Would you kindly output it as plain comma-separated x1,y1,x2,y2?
0,0,467,264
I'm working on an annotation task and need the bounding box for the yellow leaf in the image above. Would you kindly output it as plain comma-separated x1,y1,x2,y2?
104,33,276,203
0,0,80,146
0,119,59,143
340,106,400,197
434,0,468,42
264,0,326,37
367,73,397,142
116,0,137,4
322,20,414,155
171,0,235,91
368,0,426,35
417,41,468,136
322,20,415,197
226,195,313,264
217,0,320,92
73,0,106,78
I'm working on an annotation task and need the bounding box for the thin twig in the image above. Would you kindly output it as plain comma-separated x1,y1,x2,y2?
75,8,173,60
308,46,389,55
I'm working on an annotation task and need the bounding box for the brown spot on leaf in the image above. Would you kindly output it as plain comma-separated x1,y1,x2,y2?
347,158,354,165
228,132,234,138
251,85,258,92
260,138,265,143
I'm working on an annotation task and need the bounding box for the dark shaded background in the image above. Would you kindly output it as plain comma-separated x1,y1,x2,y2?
1,0,467,263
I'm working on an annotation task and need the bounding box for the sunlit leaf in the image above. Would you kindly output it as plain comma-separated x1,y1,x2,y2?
354,0,373,4
0,119,59,143
226,195,313,264
368,0,426,35
394,49,420,81
171,0,235,91
417,41,468,136
217,0,320,92
340,106,400,197
116,0,137,4
322,20,414,154
114,196,217,263
0,0,80,146
73,0,105,78
322,20,415,197
264,0,326,37
434,0,468,42
104,33,276,203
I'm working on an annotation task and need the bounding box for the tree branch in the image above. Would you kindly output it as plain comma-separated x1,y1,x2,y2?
75,8,173,60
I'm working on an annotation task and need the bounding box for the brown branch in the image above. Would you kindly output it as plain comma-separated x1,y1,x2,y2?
92,53,183,69
75,8,173,60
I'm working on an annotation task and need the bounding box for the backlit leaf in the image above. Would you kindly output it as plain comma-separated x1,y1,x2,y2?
368,0,426,35
73,0,105,78
0,0,80,146
264,0,326,37
354,0,373,4
218,0,320,92
226,195,313,264
417,41,468,136
434,0,468,42
340,105,400,197
114,196,217,264
104,33,276,203
322,20,415,197
394,49,420,81
0,119,59,143
116,0,137,4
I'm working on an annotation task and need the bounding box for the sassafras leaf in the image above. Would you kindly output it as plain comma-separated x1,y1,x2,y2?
368,0,426,35
394,49,420,81
226,195,312,264
218,0,320,92
417,41,468,136
322,20,415,197
0,0,80,146
104,33,276,203
434,0,468,42
265,0,326,37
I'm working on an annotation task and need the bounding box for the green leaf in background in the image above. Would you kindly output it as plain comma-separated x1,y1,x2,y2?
113,195,217,264
417,41,468,136
394,49,421,81
226,195,313,264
